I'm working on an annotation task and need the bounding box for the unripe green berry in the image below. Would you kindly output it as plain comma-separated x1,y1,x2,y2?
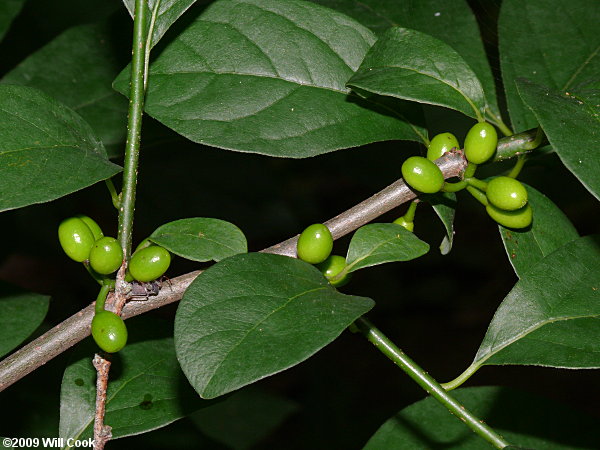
317,255,351,287
427,132,460,161
486,203,533,229
297,224,333,264
58,217,96,262
89,237,123,275
486,176,528,211
91,310,128,353
401,156,444,194
129,245,171,282
76,215,103,241
464,122,498,164
393,216,414,232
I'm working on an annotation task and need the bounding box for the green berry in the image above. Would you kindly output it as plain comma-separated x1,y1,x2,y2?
486,203,533,229
486,176,528,211
129,245,171,282
427,132,460,161
297,224,333,264
464,122,498,164
89,237,123,275
91,310,128,353
76,215,103,241
393,216,414,232
317,255,351,287
58,217,96,262
401,156,444,194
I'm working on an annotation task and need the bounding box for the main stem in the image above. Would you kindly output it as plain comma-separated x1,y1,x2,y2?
353,317,511,449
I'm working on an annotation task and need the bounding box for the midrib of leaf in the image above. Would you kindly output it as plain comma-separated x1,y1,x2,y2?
354,0,398,27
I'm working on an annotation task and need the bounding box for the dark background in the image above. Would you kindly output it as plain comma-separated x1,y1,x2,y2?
0,0,598,448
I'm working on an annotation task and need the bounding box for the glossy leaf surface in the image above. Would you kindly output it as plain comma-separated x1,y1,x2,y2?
428,192,457,255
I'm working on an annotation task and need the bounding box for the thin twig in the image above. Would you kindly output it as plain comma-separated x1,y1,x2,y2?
92,354,112,450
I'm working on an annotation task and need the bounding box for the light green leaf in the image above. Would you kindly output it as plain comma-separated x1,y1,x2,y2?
149,217,247,262
348,27,486,120
499,0,600,131
0,85,122,212
345,223,429,273
113,0,426,157
0,282,49,358
500,184,579,277
0,0,25,42
428,192,457,255
175,252,374,399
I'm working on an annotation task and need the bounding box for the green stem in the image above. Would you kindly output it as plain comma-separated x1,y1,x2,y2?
466,186,489,206
117,0,148,260
442,363,481,391
463,163,477,179
403,200,418,222
493,128,547,162
507,155,526,179
485,110,513,137
442,180,467,193
353,317,511,449
83,261,105,286
95,283,112,314
465,177,488,192
105,179,120,210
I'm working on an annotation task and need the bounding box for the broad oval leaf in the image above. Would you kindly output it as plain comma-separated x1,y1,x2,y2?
0,85,122,212
0,282,49,358
347,27,486,120
0,0,25,43
149,217,247,262
2,23,129,157
428,192,457,255
499,0,600,131
59,317,213,444
463,236,600,375
345,223,429,273
364,386,600,449
175,252,374,399
516,80,600,201
113,0,426,157
500,184,579,277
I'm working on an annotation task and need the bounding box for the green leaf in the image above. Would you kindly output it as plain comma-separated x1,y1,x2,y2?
122,0,199,49
0,0,25,42
464,236,600,374
0,85,122,212
59,316,214,444
347,27,486,120
0,282,49,359
516,79,600,201
113,0,426,157
500,184,579,277
149,217,247,262
428,192,457,255
364,386,600,449
190,386,298,450
499,0,600,131
175,252,374,399
312,0,500,118
345,223,429,273
2,23,129,157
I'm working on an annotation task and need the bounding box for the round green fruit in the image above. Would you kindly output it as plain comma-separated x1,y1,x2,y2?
317,255,351,287
464,122,498,164
486,176,528,211
76,215,103,241
393,216,414,232
58,217,96,262
89,237,123,275
401,156,444,194
297,224,333,264
129,245,171,282
91,310,128,353
486,203,533,229
427,132,460,161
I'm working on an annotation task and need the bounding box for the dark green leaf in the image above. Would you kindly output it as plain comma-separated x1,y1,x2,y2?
516,79,600,200
428,192,457,255
149,217,247,262
60,317,214,442
499,0,600,131
500,184,579,277
113,0,426,157
364,386,600,449
311,0,499,118
348,27,486,120
122,0,199,48
345,223,429,272
463,236,600,374
0,85,122,212
2,23,129,157
175,252,374,399
0,282,49,358
190,386,298,450
0,0,25,42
